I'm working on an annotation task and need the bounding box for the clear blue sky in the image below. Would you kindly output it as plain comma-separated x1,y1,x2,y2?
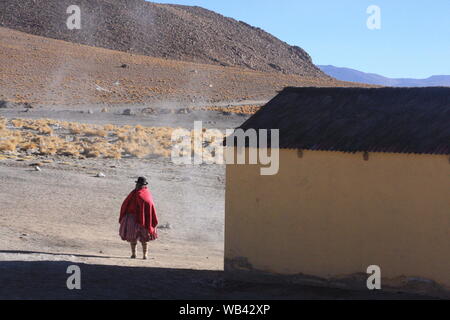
153,0,450,78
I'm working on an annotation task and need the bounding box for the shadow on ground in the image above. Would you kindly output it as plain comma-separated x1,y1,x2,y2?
0,252,435,300
0,250,127,260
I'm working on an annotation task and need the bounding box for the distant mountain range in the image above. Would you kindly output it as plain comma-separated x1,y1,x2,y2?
319,65,450,87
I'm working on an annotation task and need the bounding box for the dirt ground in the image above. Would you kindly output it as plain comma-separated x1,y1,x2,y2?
0,103,437,300
0,27,365,108
0,159,430,300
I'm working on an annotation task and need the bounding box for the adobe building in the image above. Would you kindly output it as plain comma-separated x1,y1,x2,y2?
225,87,450,295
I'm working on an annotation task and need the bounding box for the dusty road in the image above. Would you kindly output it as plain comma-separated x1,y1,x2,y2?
0,103,437,300
0,156,225,265
0,157,433,300
0,155,225,299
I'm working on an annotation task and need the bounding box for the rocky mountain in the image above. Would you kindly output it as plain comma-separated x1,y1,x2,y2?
0,0,326,78
319,65,450,87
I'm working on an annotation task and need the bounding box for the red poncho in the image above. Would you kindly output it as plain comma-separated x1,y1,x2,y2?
120,187,158,239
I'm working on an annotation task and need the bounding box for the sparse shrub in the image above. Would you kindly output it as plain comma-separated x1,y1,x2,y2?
37,136,64,155
57,143,81,157
11,119,25,128
103,124,116,131
0,140,17,152
0,117,7,130
19,142,38,152
38,126,53,135
68,123,82,135
84,128,108,137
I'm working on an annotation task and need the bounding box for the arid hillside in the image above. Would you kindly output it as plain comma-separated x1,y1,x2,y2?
0,27,363,106
0,0,325,77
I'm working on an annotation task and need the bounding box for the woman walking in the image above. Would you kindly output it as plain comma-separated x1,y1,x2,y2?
119,177,158,259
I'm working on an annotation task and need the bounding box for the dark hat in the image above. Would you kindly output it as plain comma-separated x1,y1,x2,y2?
135,177,148,185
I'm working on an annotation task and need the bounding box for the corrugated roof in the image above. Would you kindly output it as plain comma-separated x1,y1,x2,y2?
228,87,450,155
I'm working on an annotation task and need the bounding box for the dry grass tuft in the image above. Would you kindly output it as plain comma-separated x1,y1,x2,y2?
196,105,261,115
0,117,7,130
0,140,18,152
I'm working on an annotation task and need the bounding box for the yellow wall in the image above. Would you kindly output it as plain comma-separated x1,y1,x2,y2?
225,149,450,290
